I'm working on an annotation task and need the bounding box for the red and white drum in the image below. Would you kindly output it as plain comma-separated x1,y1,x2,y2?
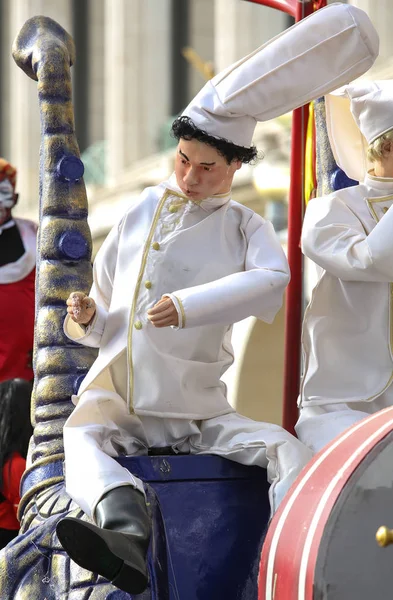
259,406,393,599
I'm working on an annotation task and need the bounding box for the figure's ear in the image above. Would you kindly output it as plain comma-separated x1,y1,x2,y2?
12,192,19,207
381,140,392,157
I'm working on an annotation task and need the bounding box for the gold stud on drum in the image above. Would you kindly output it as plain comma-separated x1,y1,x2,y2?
376,526,393,547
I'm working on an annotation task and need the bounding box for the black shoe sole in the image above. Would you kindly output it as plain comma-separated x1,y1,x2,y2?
56,517,148,595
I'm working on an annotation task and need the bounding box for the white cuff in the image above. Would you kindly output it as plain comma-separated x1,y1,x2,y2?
87,304,106,336
63,303,107,343
162,293,185,330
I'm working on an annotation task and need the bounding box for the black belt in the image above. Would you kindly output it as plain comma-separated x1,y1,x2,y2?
148,447,189,456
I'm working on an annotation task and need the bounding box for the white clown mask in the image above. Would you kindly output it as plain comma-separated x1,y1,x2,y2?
0,179,15,209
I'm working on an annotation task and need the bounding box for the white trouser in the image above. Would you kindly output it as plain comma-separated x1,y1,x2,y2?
63,385,312,519
296,383,393,454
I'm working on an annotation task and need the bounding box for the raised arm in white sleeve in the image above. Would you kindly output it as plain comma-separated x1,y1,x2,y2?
302,195,393,282
63,219,121,347
169,214,290,329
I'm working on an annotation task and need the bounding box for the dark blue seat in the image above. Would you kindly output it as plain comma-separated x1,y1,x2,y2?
116,454,270,600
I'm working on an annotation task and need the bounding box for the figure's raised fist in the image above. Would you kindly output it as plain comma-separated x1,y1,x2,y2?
66,292,96,325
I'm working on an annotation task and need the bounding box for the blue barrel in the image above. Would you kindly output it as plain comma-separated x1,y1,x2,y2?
116,454,270,600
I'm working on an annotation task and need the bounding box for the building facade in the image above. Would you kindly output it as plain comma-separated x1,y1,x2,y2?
0,0,289,217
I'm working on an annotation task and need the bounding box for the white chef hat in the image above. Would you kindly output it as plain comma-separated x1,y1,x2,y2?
350,81,393,143
182,3,378,149
326,81,393,181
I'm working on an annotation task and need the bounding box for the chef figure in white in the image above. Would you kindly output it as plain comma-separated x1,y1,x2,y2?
296,80,393,454
56,4,379,595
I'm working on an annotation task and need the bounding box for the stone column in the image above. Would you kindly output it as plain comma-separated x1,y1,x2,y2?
0,1,12,161
87,0,105,146
188,0,215,100
214,0,288,73
7,0,73,219
104,0,172,185
349,0,393,60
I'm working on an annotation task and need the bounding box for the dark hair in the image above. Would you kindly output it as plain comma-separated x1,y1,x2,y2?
171,116,259,165
0,379,33,488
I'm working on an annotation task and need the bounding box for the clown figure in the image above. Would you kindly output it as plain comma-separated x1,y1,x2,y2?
0,159,36,382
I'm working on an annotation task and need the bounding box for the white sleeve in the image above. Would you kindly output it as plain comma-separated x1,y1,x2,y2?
302,194,393,282
63,220,121,347
170,215,290,329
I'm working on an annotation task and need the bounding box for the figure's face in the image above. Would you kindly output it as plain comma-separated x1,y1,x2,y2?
0,179,16,225
174,138,241,201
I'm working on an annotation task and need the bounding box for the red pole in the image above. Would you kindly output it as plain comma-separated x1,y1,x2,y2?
242,0,297,16
282,1,314,433
283,107,309,433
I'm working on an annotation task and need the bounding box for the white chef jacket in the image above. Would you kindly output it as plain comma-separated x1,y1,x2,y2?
64,175,290,419
299,172,393,410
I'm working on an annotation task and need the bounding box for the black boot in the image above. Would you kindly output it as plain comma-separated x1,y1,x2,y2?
56,486,151,594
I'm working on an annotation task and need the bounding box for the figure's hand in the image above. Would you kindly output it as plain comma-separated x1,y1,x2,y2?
66,292,96,325
147,297,179,328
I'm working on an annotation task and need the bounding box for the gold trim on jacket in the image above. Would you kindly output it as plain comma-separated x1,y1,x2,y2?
127,188,189,412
